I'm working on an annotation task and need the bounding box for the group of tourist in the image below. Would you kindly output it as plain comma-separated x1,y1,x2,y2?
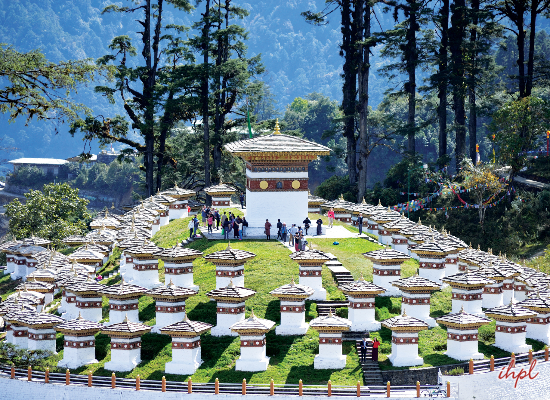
360,337,381,362
263,216,323,249
189,206,248,240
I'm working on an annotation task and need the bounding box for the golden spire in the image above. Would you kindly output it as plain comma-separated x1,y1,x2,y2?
378,199,381,206
226,241,232,251
290,277,296,286
339,193,344,201
123,313,129,323
227,278,235,288
273,118,281,135
358,273,365,282
362,197,366,205
402,309,407,317
460,305,465,313
249,308,256,319
418,218,422,225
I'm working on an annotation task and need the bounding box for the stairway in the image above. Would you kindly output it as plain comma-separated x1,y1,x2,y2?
326,260,354,285
315,300,349,316
355,340,385,387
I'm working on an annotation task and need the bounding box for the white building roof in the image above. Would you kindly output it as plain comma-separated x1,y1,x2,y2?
9,158,69,166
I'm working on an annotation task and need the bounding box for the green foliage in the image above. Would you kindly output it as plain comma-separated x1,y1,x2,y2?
73,161,140,194
314,175,357,202
0,342,54,368
7,166,50,188
444,367,464,376
5,182,90,244
490,96,550,175
0,44,108,124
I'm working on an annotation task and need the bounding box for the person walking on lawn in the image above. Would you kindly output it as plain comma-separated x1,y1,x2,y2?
327,208,335,228
276,219,283,240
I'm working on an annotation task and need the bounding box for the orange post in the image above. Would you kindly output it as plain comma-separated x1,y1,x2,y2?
386,381,390,398
270,379,274,396
66,369,70,385
215,378,219,395
162,376,166,392
529,349,533,364
45,368,49,384
10,366,14,379
299,379,303,396
188,378,192,394
511,353,516,367
416,381,420,397
469,359,474,374
136,375,140,391
546,346,549,362
242,378,246,395
328,380,332,397
111,372,116,389
446,381,451,398
88,371,92,387
490,355,494,372
27,366,31,381
357,381,361,397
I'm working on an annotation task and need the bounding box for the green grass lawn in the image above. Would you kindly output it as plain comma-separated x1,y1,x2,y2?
2,214,548,379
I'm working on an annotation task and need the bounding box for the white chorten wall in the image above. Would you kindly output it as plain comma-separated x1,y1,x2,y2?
245,170,308,228
62,290,78,320
348,296,380,332
445,255,459,277
169,201,188,219
152,300,186,333
445,328,484,360
132,258,161,289
526,313,550,344
277,300,308,335
216,265,244,289
165,336,203,375
513,282,527,302
482,284,504,309
211,196,232,208
401,293,436,327
298,266,326,301
418,256,446,284
387,331,423,367
104,337,143,371
58,334,97,369
451,289,484,316
75,295,103,322
377,228,392,245
236,334,270,372
211,301,245,337
502,278,514,304
314,333,346,369
164,262,199,291
372,262,402,297
11,326,28,349
6,254,16,275
366,218,378,235
391,234,409,254
109,299,140,324
495,321,532,353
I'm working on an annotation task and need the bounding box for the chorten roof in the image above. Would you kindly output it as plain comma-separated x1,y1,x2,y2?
101,315,152,337
518,293,550,313
21,236,52,246
55,314,103,335
0,240,22,252
146,280,198,300
203,183,237,196
0,302,36,316
224,125,331,160
85,229,117,245
160,316,213,337
474,266,515,281
141,200,168,212
370,209,401,223
391,275,441,292
411,238,457,256
27,268,58,283
230,310,276,335
308,191,326,205
100,279,147,299
204,243,256,264
7,290,44,305
362,249,410,264
68,246,105,262
90,215,121,229
62,235,89,246
437,308,491,329
381,311,429,332
321,196,356,212
149,193,177,204
270,279,315,300
484,301,537,321
15,245,48,257
65,280,106,295
338,275,386,296
19,311,64,328
117,235,147,250
15,279,54,293
159,245,203,261
205,280,256,302
161,185,195,199
125,240,164,258
382,216,416,232
289,250,330,261
309,311,352,332
442,272,496,289
5,308,38,324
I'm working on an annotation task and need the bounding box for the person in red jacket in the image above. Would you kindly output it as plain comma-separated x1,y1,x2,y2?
372,338,380,361
265,219,272,240
327,207,335,228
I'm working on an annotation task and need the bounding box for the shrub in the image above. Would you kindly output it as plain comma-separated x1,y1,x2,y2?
444,367,464,376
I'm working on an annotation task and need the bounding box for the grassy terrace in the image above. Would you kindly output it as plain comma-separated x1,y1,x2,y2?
0,212,546,381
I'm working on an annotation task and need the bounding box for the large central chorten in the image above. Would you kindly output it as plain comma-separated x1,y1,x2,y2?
224,120,330,227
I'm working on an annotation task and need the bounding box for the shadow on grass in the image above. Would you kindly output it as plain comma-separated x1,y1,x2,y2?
187,299,217,325
286,365,336,385
422,353,459,367
139,299,156,322
265,299,281,324
265,331,296,365
305,301,317,321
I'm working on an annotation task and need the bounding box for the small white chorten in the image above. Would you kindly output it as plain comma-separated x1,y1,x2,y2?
309,311,352,369
159,245,203,291
204,243,256,289
289,250,330,301
382,311,429,367
146,280,198,333
485,301,537,354
392,274,441,327
55,314,103,369
363,249,410,297
100,279,147,324
270,278,314,335
338,275,386,332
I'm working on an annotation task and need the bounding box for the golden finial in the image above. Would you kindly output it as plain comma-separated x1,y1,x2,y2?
226,241,232,251
339,193,344,201
362,197,366,205
168,279,175,287
227,278,235,288
274,118,281,135
308,189,311,196
460,305,465,313
249,308,256,319
112,202,115,210
378,199,381,206
418,218,422,225
123,313,129,323
359,273,365,282
77,312,84,320
402,309,407,317
290,277,296,285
